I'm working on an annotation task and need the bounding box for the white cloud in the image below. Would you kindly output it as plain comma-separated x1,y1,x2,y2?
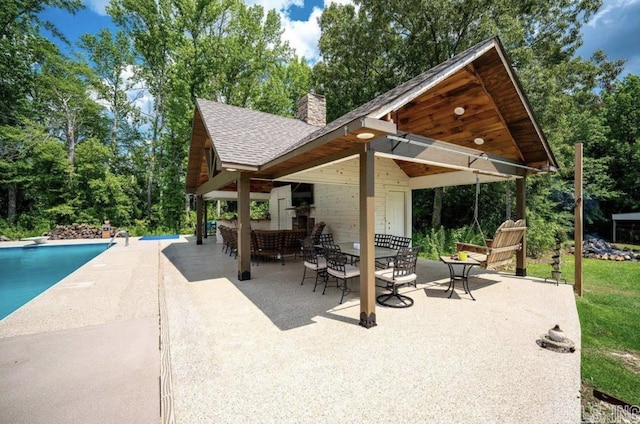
239,0,356,62
281,7,323,60
245,0,304,10
84,0,110,16
588,0,640,27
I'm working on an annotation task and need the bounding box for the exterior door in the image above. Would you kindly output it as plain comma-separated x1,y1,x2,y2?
386,191,406,236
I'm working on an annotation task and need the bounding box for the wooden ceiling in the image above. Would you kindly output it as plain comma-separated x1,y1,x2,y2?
392,49,549,177
187,40,555,195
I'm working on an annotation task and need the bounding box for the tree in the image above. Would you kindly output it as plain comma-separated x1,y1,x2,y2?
0,0,83,126
0,0,83,224
108,0,310,231
79,28,142,161
599,75,640,216
74,138,137,224
34,54,105,167
108,0,177,222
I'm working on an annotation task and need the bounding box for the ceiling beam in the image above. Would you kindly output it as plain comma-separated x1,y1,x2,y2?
269,144,366,180
409,170,514,189
203,190,271,201
260,117,396,173
195,171,240,195
372,135,529,177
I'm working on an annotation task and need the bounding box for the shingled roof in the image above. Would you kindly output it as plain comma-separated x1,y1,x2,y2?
195,99,319,167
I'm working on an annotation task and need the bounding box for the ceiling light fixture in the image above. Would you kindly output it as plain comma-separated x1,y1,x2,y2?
454,106,465,116
227,168,237,172
356,132,375,140
474,138,485,145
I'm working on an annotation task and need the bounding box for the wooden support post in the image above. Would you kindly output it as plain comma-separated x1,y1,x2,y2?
515,175,527,276
359,146,377,328
574,143,583,296
237,173,251,281
204,199,208,239
196,195,203,245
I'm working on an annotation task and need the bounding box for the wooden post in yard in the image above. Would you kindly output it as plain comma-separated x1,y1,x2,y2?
204,199,208,239
359,146,376,328
196,195,203,245
515,175,527,277
237,172,251,281
574,143,583,297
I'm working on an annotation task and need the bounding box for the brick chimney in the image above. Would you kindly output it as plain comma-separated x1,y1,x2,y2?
297,92,326,127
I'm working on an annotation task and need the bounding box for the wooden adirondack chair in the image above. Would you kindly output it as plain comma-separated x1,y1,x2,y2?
455,219,526,270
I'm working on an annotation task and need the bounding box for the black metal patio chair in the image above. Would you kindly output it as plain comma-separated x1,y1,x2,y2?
375,247,420,308
300,238,327,291
324,243,360,304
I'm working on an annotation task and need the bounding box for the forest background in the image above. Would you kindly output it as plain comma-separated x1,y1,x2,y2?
1,0,639,256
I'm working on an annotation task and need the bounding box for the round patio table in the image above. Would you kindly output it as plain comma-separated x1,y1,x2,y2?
439,255,481,300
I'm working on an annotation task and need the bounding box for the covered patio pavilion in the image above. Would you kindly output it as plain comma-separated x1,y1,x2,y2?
185,36,559,328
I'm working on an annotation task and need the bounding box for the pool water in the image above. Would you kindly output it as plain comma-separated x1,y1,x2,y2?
0,243,110,320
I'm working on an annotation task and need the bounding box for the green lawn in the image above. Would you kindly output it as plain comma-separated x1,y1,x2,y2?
527,253,640,406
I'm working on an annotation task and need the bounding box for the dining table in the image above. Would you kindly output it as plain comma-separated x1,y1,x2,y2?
318,242,399,262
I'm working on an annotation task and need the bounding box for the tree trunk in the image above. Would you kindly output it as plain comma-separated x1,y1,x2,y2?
66,122,76,165
147,173,153,221
8,182,17,224
431,187,443,228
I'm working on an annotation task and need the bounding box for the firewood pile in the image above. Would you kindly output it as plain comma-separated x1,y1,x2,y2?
580,238,639,261
43,223,107,240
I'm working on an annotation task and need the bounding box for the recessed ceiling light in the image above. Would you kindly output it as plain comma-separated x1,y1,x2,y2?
474,138,485,145
454,106,465,116
356,132,375,140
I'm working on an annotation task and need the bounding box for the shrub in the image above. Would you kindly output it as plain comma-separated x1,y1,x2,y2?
526,214,567,258
413,225,485,260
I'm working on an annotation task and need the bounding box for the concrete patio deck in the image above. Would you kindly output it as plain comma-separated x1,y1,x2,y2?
0,235,581,423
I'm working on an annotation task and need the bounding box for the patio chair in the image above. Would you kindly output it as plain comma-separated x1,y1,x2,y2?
375,247,420,308
376,235,412,269
389,235,411,250
221,227,238,258
374,233,392,248
455,219,526,270
318,233,334,245
281,229,307,264
300,238,328,291
253,230,282,264
219,225,229,253
324,243,360,304
316,233,334,254
310,221,326,245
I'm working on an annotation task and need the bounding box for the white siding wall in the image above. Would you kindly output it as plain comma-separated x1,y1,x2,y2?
292,156,410,241
269,185,292,230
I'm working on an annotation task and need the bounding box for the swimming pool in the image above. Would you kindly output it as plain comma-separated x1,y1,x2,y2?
0,243,110,320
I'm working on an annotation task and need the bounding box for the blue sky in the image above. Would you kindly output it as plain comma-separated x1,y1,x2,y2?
42,0,640,76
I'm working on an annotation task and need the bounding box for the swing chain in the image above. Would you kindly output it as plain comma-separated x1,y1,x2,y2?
473,174,488,247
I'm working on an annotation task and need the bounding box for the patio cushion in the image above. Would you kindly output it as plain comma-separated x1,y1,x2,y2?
304,258,327,271
328,264,359,279
375,268,416,285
